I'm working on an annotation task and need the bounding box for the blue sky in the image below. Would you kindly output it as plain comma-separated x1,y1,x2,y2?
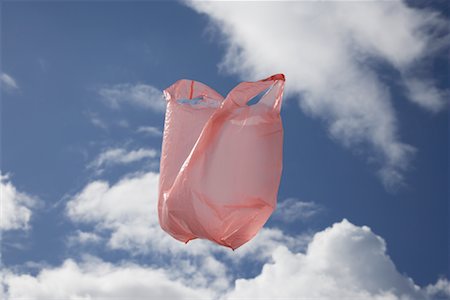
1,1,449,299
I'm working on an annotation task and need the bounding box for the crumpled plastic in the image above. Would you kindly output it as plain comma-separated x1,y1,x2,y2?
158,73,286,250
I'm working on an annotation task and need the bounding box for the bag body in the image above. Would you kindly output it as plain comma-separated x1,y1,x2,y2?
158,74,286,250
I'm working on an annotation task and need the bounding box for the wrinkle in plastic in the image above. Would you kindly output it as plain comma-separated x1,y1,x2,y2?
158,74,286,250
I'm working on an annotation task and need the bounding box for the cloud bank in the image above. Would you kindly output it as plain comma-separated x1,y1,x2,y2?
3,218,448,299
0,169,445,299
59,170,447,299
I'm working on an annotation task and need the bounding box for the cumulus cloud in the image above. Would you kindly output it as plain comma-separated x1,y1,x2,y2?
62,170,448,299
4,256,213,299
271,198,322,223
65,171,307,259
66,172,193,255
98,83,166,112
225,219,429,300
185,1,449,188
0,173,38,231
3,219,446,299
1,72,19,93
426,278,450,299
87,147,159,173
64,171,237,293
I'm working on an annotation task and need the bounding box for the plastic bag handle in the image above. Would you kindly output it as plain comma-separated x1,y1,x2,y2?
261,74,285,82
226,73,285,112
163,79,224,103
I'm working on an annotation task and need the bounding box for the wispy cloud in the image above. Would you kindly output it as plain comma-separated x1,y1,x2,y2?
137,126,163,137
84,111,137,131
117,119,130,128
87,147,159,173
403,78,449,113
98,83,166,113
37,58,49,73
84,111,108,130
272,198,322,223
1,72,19,93
66,230,103,246
185,1,449,189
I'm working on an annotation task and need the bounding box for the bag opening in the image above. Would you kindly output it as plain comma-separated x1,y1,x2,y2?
176,97,221,108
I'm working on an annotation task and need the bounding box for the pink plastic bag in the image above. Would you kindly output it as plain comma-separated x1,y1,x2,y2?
158,74,286,250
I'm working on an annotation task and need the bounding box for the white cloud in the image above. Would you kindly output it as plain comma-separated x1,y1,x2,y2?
3,219,446,299
65,171,309,259
0,173,38,231
185,1,449,188
62,171,448,299
1,72,19,92
62,170,238,295
0,273,5,300
403,78,449,113
137,125,163,137
66,172,186,255
225,219,429,300
63,171,448,299
66,230,103,246
64,172,203,255
272,198,322,223
87,147,159,172
98,83,166,112
4,256,213,299
426,278,450,299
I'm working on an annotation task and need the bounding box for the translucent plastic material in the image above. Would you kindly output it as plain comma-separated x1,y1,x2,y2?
158,74,286,250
